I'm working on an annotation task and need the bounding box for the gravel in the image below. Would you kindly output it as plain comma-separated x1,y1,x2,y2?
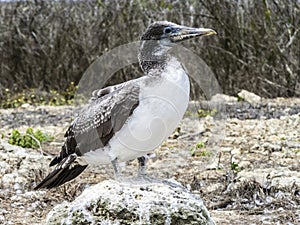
0,97,299,225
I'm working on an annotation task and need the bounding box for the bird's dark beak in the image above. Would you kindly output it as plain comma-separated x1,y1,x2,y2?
170,26,217,42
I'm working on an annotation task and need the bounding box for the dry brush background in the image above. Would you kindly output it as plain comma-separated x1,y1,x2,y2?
0,0,299,103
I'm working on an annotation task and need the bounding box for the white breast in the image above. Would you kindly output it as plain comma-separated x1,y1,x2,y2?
84,58,190,165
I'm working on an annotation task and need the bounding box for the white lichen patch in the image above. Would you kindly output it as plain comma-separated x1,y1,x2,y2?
46,180,215,225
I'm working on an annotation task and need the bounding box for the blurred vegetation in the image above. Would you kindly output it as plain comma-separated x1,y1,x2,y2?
1,82,77,108
8,128,54,148
197,108,218,118
190,141,212,157
185,108,218,118
0,0,299,108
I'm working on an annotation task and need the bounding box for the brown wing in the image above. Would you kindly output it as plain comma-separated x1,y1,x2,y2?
51,83,140,165
34,83,140,189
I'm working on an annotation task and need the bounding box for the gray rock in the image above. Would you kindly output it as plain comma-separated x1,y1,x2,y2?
233,168,300,190
210,94,238,103
237,90,261,106
46,180,215,225
0,140,51,190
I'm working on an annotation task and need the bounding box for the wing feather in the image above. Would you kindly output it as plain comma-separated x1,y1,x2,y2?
35,83,140,189
50,83,140,166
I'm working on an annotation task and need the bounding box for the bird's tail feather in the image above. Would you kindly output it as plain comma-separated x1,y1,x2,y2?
34,154,87,190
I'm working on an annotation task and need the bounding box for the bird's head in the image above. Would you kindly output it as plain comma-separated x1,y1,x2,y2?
141,21,217,45
139,21,216,73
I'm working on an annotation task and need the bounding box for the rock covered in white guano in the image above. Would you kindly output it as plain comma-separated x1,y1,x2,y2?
46,179,215,225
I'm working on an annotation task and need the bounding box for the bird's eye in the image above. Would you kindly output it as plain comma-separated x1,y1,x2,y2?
163,27,172,34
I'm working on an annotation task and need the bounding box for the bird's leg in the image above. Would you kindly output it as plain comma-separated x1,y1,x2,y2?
137,156,148,178
111,158,120,180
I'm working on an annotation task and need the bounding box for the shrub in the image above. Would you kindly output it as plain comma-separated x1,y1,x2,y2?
0,82,78,108
8,128,54,148
0,0,299,104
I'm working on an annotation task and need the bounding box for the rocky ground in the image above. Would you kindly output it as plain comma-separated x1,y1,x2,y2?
0,96,299,225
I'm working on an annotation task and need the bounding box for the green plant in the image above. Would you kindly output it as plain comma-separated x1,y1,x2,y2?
293,149,300,154
231,162,240,171
197,108,217,118
190,141,211,157
8,128,54,148
196,142,205,148
237,95,245,102
185,108,218,118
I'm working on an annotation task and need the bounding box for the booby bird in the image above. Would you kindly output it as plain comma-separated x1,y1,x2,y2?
34,21,216,189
